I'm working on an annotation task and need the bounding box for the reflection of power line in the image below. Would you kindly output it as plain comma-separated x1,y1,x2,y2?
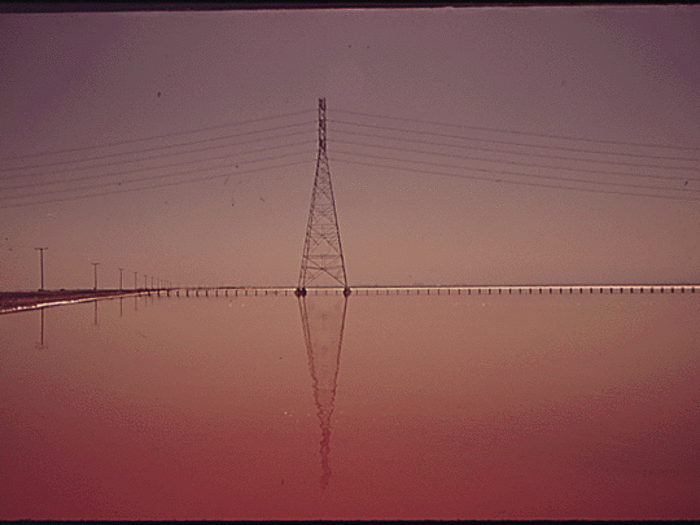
331,150,700,194
0,160,311,209
333,109,700,153
333,158,700,202
1,109,315,163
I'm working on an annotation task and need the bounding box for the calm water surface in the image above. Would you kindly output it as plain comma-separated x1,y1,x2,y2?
2,292,699,519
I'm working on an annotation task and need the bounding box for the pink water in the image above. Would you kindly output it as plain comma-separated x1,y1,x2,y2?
1,292,698,519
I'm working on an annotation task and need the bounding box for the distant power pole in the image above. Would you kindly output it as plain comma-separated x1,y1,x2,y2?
34,247,48,291
118,268,124,290
144,274,148,289
134,271,138,290
91,262,100,290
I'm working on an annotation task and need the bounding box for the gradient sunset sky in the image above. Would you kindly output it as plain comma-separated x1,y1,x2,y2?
1,5,699,290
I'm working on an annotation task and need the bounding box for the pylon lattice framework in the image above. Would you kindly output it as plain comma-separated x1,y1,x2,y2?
296,98,350,297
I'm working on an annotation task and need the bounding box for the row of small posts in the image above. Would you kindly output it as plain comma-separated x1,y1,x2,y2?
137,285,698,299
164,288,296,298
351,286,697,296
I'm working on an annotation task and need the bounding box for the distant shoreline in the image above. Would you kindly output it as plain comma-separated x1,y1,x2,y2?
0,289,151,313
2,283,698,314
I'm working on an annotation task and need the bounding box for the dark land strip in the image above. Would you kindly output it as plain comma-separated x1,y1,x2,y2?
0,289,151,314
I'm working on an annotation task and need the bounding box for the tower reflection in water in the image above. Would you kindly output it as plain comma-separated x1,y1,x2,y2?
297,292,348,489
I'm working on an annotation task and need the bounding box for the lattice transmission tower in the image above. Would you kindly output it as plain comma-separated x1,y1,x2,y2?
295,98,351,297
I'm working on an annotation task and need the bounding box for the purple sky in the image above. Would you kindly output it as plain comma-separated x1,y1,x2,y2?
1,6,699,290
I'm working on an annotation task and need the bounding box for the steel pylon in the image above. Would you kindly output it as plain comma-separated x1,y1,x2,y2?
296,98,350,297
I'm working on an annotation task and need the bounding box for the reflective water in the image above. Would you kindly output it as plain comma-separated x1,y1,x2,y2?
2,292,699,520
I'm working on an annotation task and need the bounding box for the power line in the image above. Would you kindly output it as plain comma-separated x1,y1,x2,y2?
332,158,700,202
330,139,700,183
330,120,699,163
0,143,314,194
0,160,311,209
5,145,694,206
0,122,315,177
333,109,700,153
0,131,312,188
3,101,697,208
0,150,315,203
331,150,700,195
1,109,315,162
331,130,699,176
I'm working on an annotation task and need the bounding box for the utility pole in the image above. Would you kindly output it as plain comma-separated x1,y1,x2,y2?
134,271,138,290
144,274,148,289
91,262,100,290
34,247,48,291
118,268,124,290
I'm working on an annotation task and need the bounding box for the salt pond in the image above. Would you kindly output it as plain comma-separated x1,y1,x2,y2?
1,292,699,519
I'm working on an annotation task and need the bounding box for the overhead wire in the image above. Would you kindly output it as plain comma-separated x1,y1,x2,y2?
1,109,315,162
331,130,699,177
330,120,699,163
326,109,699,202
331,150,700,195
330,138,700,183
0,121,315,177
0,150,315,203
0,160,312,209
1,141,315,193
1,111,316,203
2,105,698,207
333,109,700,153
332,158,700,202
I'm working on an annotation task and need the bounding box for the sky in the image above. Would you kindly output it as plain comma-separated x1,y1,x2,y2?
1,5,699,290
